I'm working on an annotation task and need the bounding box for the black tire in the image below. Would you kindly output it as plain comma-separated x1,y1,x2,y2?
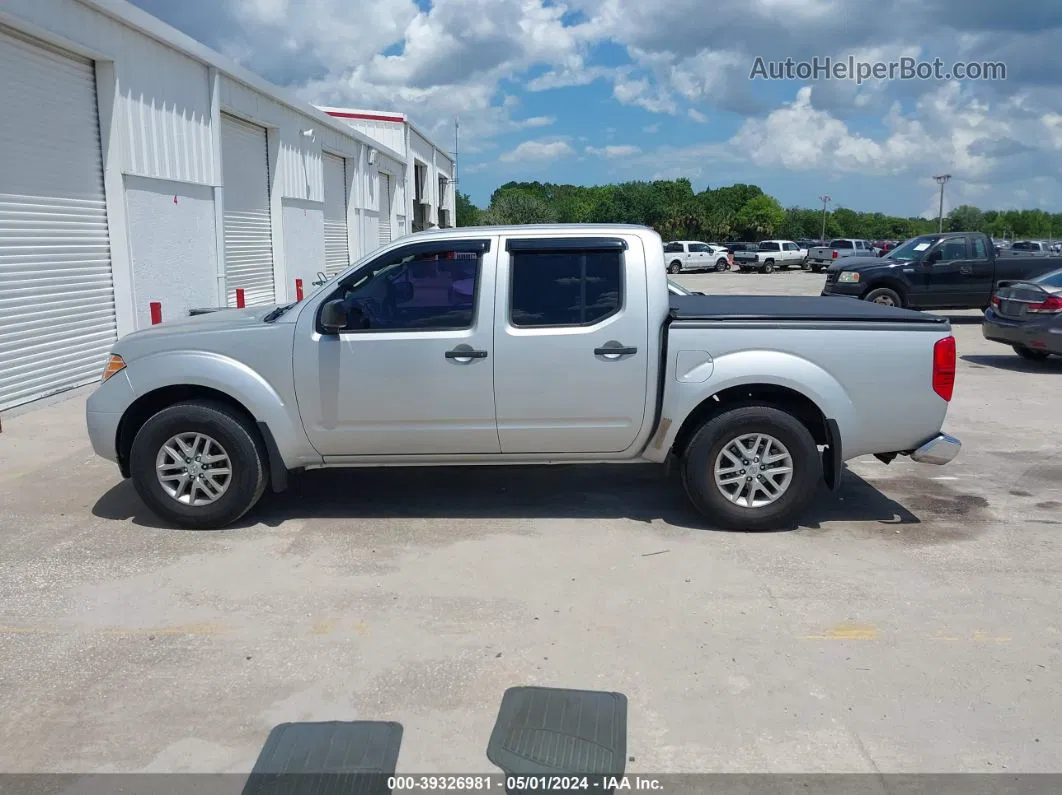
130,400,268,529
864,287,903,307
810,264,823,273
763,260,775,274
682,405,822,531
715,258,729,272
1013,345,1050,361
668,261,682,274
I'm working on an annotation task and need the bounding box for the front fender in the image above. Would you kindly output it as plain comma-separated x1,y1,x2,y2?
648,349,859,463
122,350,320,469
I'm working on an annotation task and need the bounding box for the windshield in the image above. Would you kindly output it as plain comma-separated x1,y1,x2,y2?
885,235,941,262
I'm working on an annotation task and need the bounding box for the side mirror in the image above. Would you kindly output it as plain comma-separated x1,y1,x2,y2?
319,299,348,334
925,249,942,264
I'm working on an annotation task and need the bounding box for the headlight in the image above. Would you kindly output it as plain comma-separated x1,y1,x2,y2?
838,271,861,283
100,354,126,382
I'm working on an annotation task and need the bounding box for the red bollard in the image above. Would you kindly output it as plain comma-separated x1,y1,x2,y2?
295,279,304,301
150,302,162,325
235,288,245,308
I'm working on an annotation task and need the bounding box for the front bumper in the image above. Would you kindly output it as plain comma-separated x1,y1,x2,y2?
85,369,136,463
910,433,962,465
820,280,866,298
982,309,1062,354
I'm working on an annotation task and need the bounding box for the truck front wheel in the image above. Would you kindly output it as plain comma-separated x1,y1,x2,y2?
681,405,822,531
864,287,903,307
129,400,268,529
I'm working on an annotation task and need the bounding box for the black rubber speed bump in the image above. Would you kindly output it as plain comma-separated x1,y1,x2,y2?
486,686,628,793
243,721,403,795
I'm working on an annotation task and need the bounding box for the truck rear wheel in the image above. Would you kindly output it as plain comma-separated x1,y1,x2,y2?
129,400,268,529
668,261,682,274
763,260,775,274
681,405,821,531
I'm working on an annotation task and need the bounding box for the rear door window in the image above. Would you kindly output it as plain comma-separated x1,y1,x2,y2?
510,248,623,327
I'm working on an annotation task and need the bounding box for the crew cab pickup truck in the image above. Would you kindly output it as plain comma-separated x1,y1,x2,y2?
663,240,731,273
732,240,807,272
807,239,877,272
86,225,961,532
820,231,1062,310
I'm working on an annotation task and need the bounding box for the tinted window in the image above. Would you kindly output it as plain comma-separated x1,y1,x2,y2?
760,242,778,251
1011,241,1032,250
785,242,798,251
936,238,968,261
333,246,481,331
831,240,853,249
663,242,682,253
510,249,622,327
689,243,711,253
972,238,987,259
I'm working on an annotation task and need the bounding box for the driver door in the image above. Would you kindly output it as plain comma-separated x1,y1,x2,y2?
293,238,501,457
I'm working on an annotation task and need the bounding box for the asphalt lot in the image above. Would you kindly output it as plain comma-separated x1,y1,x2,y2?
1,266,1061,777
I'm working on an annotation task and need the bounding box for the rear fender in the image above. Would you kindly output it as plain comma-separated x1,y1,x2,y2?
646,350,858,464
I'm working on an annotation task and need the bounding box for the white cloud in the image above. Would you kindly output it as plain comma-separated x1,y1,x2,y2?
688,108,708,123
499,139,576,162
586,144,641,157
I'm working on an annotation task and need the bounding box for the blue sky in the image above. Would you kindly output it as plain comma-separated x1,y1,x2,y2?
131,0,1062,218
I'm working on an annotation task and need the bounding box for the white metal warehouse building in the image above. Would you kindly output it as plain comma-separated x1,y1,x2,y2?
0,0,455,411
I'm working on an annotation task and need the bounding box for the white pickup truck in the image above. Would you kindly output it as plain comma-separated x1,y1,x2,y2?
663,240,731,273
807,239,878,272
732,240,807,273
86,224,961,532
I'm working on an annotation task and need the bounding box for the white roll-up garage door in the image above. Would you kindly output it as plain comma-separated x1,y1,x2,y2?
322,152,349,275
0,27,117,411
378,172,392,246
221,113,275,305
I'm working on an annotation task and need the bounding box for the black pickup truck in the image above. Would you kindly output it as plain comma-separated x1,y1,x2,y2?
820,232,1062,310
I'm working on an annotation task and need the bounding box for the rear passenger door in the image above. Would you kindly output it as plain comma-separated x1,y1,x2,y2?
492,236,650,454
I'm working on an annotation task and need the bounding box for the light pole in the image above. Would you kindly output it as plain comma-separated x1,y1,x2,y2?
933,174,951,233
819,195,831,240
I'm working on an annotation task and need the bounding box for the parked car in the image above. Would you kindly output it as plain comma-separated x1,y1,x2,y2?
1001,240,1055,257
86,224,961,533
663,240,731,273
806,239,878,272
732,240,806,273
982,267,1062,361
820,232,1062,310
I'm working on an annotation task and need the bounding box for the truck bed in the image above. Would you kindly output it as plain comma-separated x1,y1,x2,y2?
668,294,948,325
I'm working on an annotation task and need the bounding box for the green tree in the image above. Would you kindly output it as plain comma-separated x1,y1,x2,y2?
480,190,559,225
455,191,479,227
946,204,984,233
736,194,785,239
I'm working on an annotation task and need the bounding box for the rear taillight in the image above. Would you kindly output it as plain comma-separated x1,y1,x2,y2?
990,295,1001,307
1028,295,1062,313
933,336,956,402
831,250,838,259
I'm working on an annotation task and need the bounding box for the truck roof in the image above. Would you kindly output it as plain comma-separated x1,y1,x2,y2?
409,223,656,238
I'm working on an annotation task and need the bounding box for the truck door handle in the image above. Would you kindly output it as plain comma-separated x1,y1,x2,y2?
594,344,638,357
959,265,972,275
445,347,488,360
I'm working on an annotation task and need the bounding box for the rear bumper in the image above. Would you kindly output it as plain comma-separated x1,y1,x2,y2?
982,310,1062,354
910,433,962,465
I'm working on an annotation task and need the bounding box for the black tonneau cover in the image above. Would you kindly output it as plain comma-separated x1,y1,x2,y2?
669,294,947,324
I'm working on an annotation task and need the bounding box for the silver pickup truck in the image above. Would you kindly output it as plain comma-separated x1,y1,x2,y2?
86,224,961,532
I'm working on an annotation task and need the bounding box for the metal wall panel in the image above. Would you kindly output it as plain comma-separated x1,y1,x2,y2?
0,26,117,410
220,113,275,305
322,153,349,275
378,172,392,246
